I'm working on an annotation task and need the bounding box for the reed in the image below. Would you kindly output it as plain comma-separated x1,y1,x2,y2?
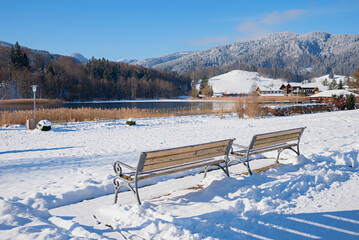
0,107,234,126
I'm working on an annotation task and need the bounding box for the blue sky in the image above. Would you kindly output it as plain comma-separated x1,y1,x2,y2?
1,0,358,61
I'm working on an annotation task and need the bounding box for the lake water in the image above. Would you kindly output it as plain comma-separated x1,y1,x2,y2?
1,100,236,111
64,100,236,110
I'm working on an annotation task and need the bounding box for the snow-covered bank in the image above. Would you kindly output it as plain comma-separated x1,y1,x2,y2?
1,110,359,239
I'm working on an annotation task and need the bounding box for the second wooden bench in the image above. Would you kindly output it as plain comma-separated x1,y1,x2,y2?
230,127,306,175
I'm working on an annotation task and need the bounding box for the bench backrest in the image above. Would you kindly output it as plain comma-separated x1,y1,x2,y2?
249,127,305,151
137,139,235,172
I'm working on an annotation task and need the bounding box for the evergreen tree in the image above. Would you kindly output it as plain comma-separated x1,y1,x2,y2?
328,79,337,90
10,42,29,69
322,78,329,86
199,75,208,95
346,94,356,110
338,80,344,89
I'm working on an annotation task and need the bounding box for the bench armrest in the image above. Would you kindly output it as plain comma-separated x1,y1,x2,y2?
114,161,136,175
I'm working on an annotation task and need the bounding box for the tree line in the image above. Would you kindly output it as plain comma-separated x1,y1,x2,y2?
0,42,191,100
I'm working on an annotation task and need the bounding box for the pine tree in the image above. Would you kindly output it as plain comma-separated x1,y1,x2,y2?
338,80,344,89
328,79,337,90
10,42,29,69
199,75,208,95
322,78,329,86
346,94,356,110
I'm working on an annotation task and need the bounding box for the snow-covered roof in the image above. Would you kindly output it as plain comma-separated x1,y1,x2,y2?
310,90,358,98
288,82,302,87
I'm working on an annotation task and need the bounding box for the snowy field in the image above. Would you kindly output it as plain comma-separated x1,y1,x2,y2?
1,109,359,239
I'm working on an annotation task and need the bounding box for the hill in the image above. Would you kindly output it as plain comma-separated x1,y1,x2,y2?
205,70,285,95
0,42,191,100
136,31,359,76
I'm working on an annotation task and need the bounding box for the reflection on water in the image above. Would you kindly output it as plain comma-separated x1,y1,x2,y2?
1,100,236,111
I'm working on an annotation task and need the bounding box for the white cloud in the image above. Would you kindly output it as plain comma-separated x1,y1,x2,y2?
190,36,229,46
236,21,272,41
236,9,307,42
261,9,307,25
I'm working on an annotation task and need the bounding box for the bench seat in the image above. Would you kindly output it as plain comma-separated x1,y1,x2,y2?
230,127,306,175
113,138,235,205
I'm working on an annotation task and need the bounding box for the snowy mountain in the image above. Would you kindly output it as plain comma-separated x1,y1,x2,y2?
137,31,359,75
136,51,195,68
204,70,285,94
70,53,88,63
0,40,12,48
117,58,138,64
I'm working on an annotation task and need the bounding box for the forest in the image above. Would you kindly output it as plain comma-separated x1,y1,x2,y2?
0,42,191,100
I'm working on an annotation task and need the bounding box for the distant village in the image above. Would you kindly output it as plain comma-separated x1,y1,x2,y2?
203,71,359,103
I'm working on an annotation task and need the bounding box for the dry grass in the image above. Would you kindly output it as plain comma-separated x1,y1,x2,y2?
203,96,310,102
0,107,234,126
234,97,269,118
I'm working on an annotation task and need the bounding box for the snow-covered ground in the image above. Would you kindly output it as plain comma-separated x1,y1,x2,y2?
1,110,359,239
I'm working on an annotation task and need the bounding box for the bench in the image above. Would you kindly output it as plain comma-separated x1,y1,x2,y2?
230,127,306,175
113,138,235,205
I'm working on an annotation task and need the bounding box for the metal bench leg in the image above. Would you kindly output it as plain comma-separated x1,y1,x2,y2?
113,179,141,205
245,156,253,175
134,181,141,205
203,165,210,178
216,164,230,177
276,147,300,163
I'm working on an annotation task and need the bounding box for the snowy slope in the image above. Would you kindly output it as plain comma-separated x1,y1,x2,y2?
204,70,285,94
136,31,359,75
310,74,350,90
1,110,359,239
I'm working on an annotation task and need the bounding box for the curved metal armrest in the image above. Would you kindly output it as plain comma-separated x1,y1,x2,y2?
114,161,136,175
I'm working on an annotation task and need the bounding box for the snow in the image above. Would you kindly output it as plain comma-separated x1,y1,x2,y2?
311,89,358,98
1,110,359,239
205,70,285,95
310,74,350,91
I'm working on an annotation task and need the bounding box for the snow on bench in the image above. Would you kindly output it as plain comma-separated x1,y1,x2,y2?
113,138,235,205
230,127,306,175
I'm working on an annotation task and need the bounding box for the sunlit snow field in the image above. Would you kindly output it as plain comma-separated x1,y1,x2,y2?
1,110,359,239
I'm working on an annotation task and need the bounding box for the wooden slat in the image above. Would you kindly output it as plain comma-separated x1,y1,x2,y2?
252,133,300,149
145,139,232,159
249,143,297,155
143,146,228,171
139,159,225,180
255,128,303,140
145,145,228,165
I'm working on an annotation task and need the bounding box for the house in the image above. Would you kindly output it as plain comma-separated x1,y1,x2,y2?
280,82,320,96
310,90,359,103
256,87,284,96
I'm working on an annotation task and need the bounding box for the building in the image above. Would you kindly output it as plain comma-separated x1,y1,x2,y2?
256,87,284,96
280,82,320,96
310,90,359,103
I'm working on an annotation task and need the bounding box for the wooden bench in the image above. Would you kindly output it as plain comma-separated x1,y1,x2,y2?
230,127,306,175
113,138,235,205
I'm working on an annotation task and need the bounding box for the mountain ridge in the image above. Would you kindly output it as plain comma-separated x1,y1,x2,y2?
134,31,359,76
